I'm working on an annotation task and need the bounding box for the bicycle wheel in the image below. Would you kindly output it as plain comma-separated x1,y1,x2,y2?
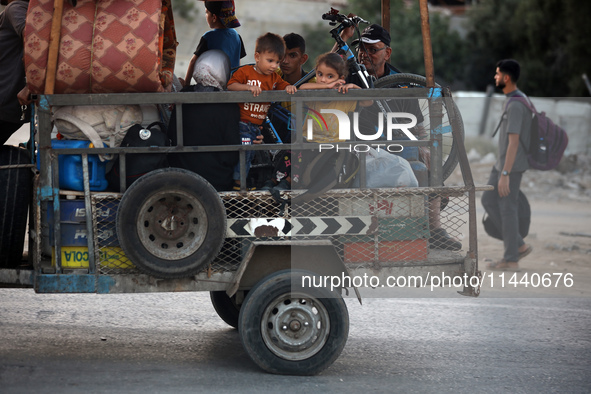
372,73,464,181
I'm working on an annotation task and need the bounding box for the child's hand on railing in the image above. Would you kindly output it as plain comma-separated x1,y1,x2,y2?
327,79,346,89
248,85,262,97
253,134,264,144
285,85,297,94
337,83,360,93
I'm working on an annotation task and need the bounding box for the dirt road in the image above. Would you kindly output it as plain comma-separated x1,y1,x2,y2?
452,161,591,298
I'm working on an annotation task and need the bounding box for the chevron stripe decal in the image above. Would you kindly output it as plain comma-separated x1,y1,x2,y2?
226,217,375,238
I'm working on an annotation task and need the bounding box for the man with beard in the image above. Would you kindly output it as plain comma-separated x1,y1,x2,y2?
482,59,533,271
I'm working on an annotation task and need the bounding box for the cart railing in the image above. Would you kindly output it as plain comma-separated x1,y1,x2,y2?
18,86,488,296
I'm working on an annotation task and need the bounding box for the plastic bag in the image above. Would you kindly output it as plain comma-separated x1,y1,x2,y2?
192,50,230,90
353,148,418,188
53,105,143,161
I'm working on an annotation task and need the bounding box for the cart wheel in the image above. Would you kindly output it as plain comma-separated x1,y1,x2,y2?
372,73,465,181
239,270,349,375
210,291,241,329
117,168,226,279
0,146,31,268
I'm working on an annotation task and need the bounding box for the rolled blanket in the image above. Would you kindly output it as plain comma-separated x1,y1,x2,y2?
24,0,177,94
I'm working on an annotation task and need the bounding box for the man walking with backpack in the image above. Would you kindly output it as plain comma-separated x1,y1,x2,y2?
482,59,533,271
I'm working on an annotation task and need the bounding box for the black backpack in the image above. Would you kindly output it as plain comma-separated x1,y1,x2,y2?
107,122,170,191
507,96,568,171
290,150,359,204
494,95,568,171
482,190,531,240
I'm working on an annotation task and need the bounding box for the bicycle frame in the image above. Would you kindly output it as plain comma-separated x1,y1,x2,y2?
328,23,374,90
321,11,397,123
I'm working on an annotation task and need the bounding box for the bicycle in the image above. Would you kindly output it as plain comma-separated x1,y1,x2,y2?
275,9,465,182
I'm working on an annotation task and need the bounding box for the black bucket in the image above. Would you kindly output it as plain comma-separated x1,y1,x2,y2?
0,145,32,268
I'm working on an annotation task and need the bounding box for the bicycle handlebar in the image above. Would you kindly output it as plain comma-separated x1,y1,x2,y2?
321,9,368,27
322,8,374,89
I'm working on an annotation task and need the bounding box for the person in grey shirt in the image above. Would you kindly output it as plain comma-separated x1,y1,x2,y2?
0,0,31,145
482,59,533,271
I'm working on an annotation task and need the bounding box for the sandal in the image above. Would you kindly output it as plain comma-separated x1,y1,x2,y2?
518,245,533,261
486,259,521,272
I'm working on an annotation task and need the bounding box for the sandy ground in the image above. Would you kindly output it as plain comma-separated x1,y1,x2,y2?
449,161,591,298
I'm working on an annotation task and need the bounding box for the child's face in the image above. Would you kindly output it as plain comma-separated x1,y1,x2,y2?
254,51,282,76
316,63,343,84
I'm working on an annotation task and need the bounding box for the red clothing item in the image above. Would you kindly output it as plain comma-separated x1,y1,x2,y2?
228,65,290,125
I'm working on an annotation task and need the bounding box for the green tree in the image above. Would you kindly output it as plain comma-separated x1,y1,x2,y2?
388,1,467,85
464,0,591,96
171,0,197,21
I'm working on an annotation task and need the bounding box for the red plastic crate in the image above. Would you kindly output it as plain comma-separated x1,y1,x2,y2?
344,239,428,263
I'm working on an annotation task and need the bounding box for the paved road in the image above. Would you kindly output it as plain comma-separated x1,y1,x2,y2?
1,289,590,393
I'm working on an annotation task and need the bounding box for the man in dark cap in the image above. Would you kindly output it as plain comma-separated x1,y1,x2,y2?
0,0,31,145
340,22,462,251
350,23,402,80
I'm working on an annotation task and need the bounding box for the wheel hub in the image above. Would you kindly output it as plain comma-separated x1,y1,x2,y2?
160,215,178,233
289,319,301,331
152,206,188,240
137,190,208,260
261,294,330,361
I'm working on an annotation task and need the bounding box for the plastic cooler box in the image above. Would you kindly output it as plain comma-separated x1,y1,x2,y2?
37,140,109,191
47,199,118,222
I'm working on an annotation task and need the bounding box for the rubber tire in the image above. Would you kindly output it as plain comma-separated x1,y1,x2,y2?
0,146,31,268
373,73,465,181
239,270,349,375
210,291,241,329
117,168,226,279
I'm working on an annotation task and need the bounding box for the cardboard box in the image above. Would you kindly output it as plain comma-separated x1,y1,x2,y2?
338,195,426,218
349,217,429,243
378,217,429,240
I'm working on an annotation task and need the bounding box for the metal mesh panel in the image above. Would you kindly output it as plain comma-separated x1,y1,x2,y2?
290,189,468,267
91,188,468,276
93,195,135,274
332,192,468,267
